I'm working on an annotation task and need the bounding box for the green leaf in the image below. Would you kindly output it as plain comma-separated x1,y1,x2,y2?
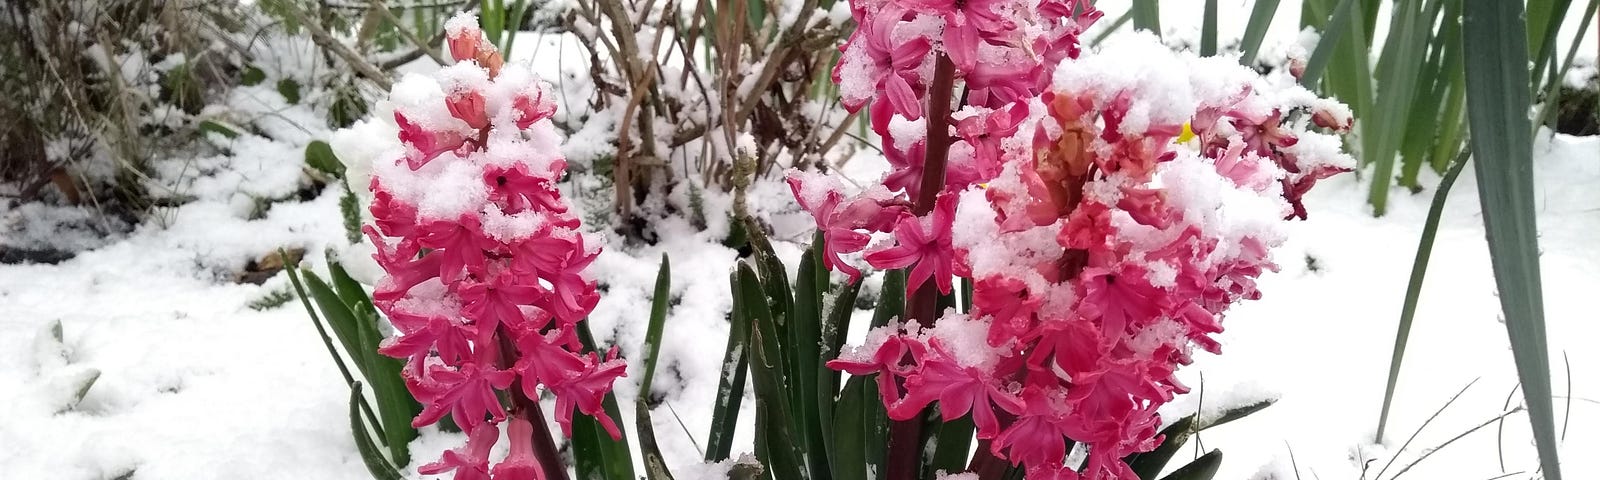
1525,0,1575,86
305,140,346,178
277,78,302,105
637,254,677,480
1196,398,1276,431
706,271,752,462
1300,0,1357,89
301,269,370,379
1461,1,1562,478
1131,0,1160,37
739,261,806,480
816,271,862,461
872,270,906,329
830,376,888,480
1365,0,1443,215
927,413,974,475
1128,416,1194,480
1237,0,1282,66
1200,0,1217,57
198,120,240,139
1157,449,1222,480
241,66,266,86
340,190,363,244
348,382,405,480
1376,150,1471,442
573,320,639,480
1399,0,1462,190
791,246,828,480
334,256,418,465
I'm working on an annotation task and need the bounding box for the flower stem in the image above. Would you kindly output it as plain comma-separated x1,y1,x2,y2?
499,331,570,480
887,51,958,480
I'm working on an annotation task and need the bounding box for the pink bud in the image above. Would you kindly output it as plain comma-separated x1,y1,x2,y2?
447,26,482,63
448,90,489,129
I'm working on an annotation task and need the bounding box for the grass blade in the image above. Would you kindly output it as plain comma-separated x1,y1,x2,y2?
1461,1,1562,478
705,270,752,462
1200,0,1218,57
1131,0,1161,38
1238,0,1282,66
637,254,676,480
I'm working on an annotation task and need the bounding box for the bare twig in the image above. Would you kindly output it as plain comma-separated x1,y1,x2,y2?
268,0,393,89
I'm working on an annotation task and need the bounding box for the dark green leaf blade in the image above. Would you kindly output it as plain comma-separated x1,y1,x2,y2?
1461,1,1561,478
637,254,677,480
1238,0,1282,66
348,382,405,480
572,320,638,480
706,271,752,462
1157,449,1222,480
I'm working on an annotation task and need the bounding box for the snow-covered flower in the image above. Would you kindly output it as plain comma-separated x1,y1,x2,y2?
364,14,623,479
820,33,1354,479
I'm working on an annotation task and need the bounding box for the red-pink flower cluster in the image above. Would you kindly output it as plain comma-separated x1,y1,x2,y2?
365,14,623,480
813,33,1354,479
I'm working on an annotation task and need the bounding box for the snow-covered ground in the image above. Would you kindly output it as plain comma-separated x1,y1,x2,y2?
2,6,1598,480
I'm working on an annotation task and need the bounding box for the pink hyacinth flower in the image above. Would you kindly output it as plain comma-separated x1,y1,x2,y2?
865,192,957,295
418,421,497,480
491,417,549,480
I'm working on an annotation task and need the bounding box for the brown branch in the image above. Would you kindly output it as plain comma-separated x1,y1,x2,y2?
270,0,393,89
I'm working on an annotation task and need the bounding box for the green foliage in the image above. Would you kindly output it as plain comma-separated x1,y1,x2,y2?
348,382,405,480
305,140,346,178
277,78,302,105
1460,1,1561,477
248,286,294,311
1237,0,1282,66
285,255,421,473
636,254,677,480
572,320,640,480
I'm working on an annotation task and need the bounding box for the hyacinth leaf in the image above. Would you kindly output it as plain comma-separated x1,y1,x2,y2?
1157,449,1222,480
872,270,906,329
1525,0,1574,86
1199,0,1217,57
831,376,888,480
347,287,415,466
791,246,829,480
1364,0,1441,214
636,254,677,480
1196,398,1276,431
573,320,638,480
1376,148,1470,441
816,275,862,458
347,382,405,480
738,261,808,480
706,270,752,462
1237,0,1281,66
1130,0,1160,38
283,260,389,437
305,140,345,178
300,270,372,379
1299,0,1357,89
1461,1,1562,478
1127,416,1195,480
1398,0,1462,190
1089,9,1133,47
928,413,975,475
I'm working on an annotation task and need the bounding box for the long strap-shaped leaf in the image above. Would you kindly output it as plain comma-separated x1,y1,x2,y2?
1461,2,1562,478
1375,149,1470,441
1237,0,1282,66
636,254,676,480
